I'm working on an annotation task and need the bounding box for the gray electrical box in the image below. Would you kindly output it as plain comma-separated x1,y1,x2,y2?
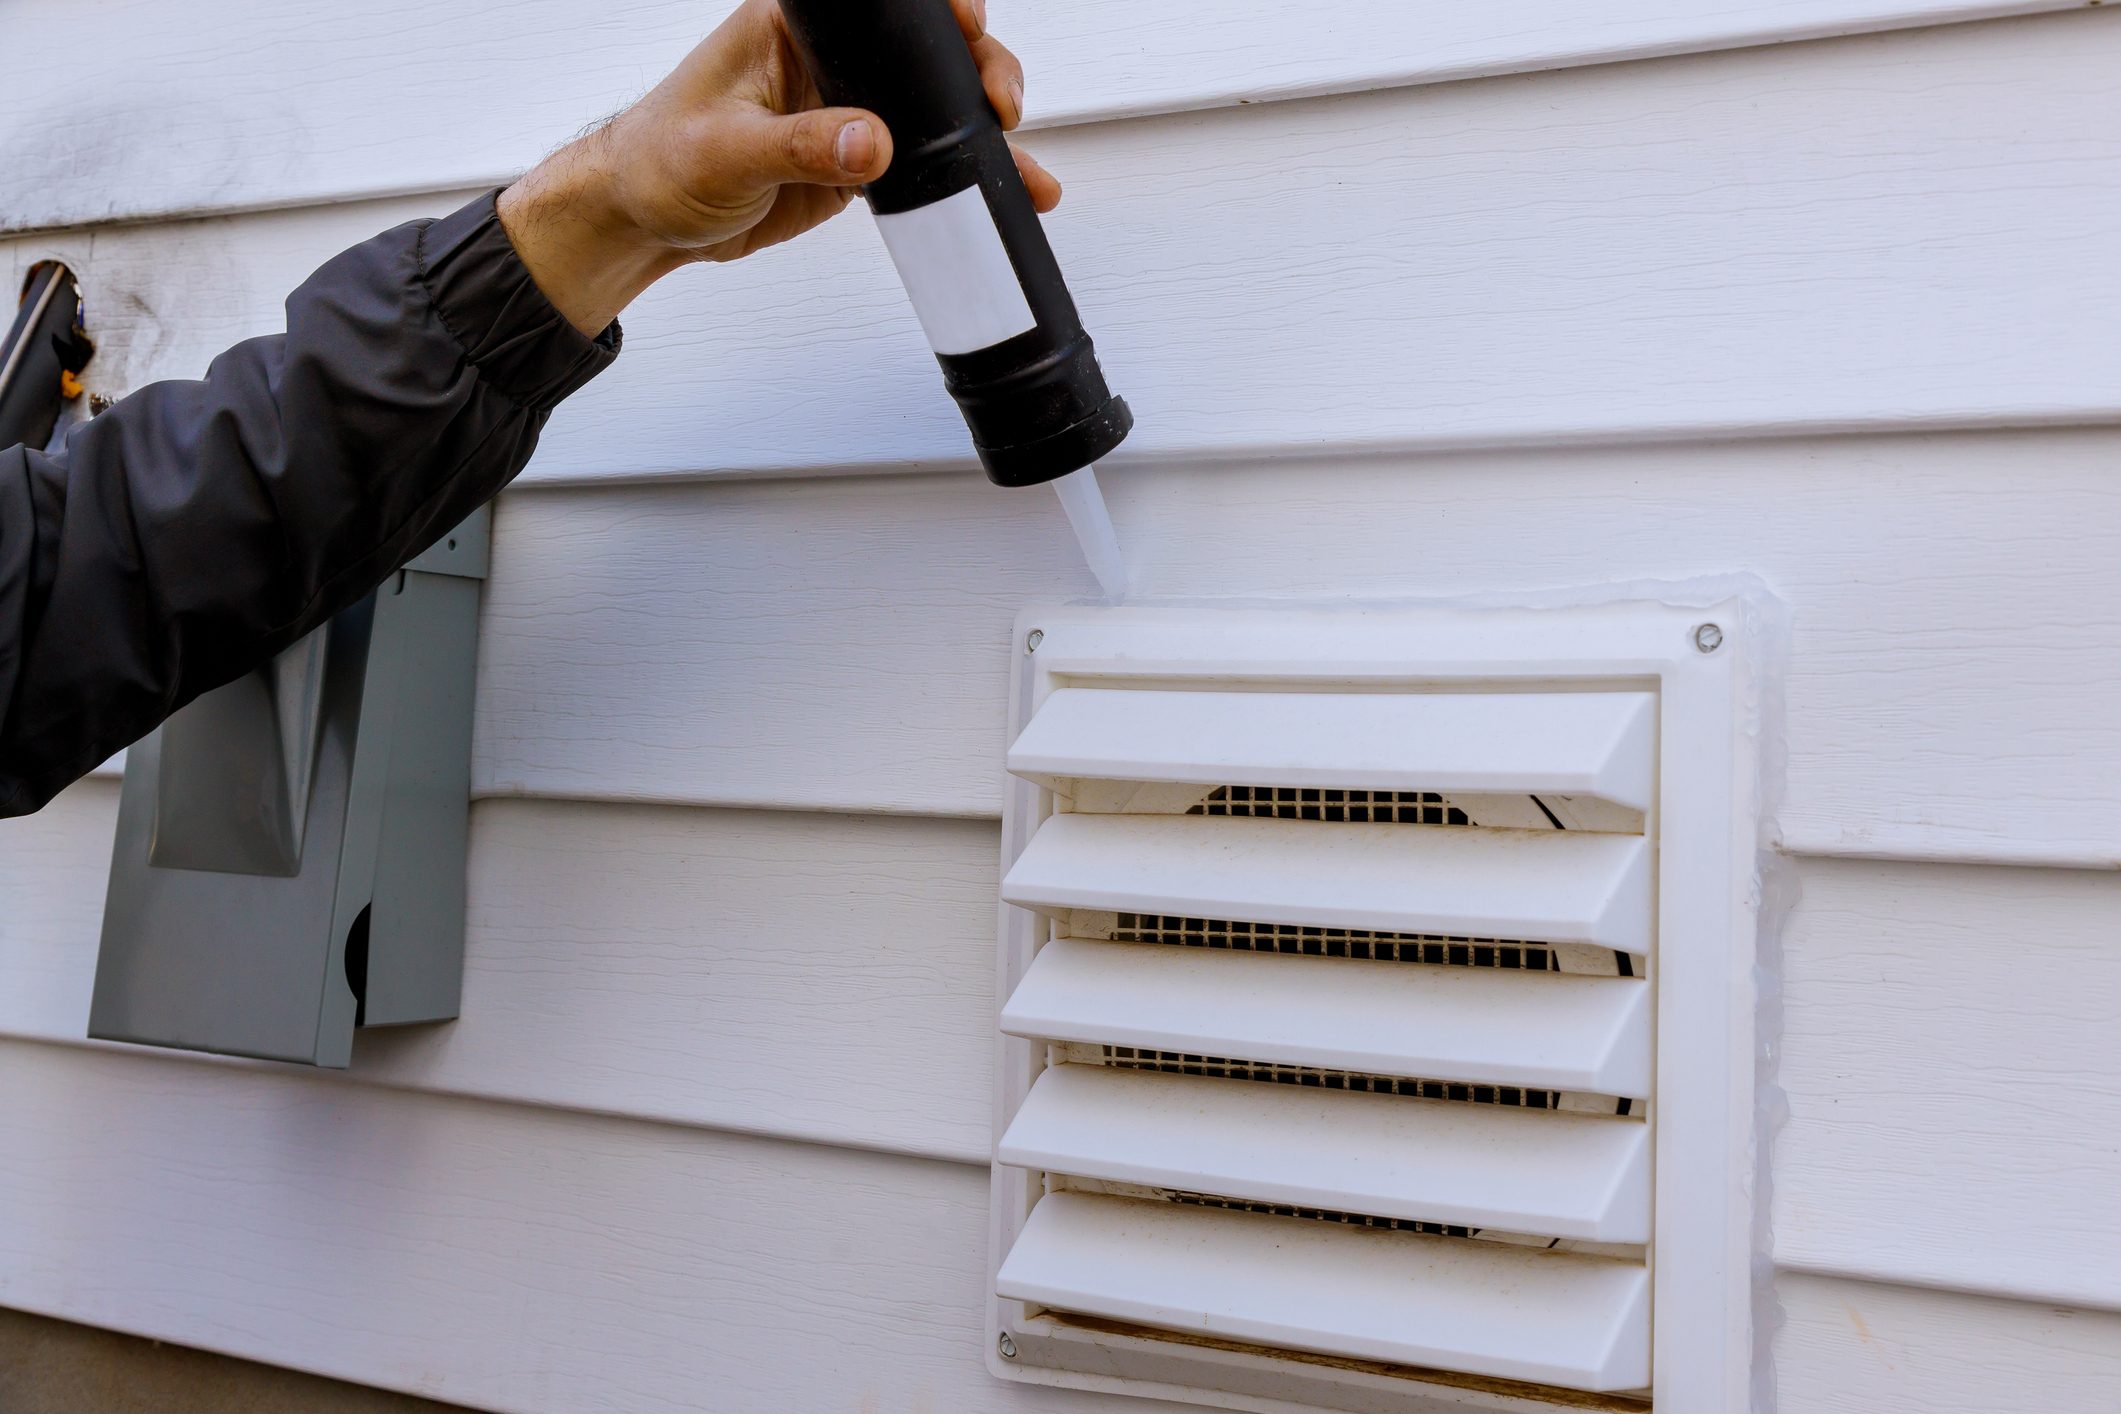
91,510,490,1068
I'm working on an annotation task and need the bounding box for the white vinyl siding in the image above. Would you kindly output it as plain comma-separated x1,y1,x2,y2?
12,16,2120,490
0,0,2090,232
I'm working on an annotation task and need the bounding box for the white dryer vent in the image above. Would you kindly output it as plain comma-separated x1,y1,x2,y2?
988,603,1761,1412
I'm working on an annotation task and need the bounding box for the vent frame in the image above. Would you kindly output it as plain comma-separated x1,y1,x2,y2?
990,600,1763,1413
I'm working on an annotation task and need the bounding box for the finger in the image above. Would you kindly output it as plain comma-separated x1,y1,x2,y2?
971,33,1027,129
741,105,894,188
1011,143,1062,212
948,0,988,41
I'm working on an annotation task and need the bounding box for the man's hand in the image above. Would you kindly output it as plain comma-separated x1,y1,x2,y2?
498,0,1060,336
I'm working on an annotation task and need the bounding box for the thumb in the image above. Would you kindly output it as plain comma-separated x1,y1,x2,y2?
745,105,893,188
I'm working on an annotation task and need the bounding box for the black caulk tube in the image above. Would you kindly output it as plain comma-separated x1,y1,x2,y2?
778,0,1133,494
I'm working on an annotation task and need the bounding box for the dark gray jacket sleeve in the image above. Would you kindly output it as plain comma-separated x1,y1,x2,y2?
0,190,615,817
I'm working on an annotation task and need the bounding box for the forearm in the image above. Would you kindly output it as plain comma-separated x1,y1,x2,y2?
499,131,690,337
0,191,614,816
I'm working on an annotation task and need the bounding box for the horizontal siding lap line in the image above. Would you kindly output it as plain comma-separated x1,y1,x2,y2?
60,760,2121,872
1767,835,2121,873
464,779,997,823
1770,1251,2121,1317
0,1,2094,235
0,1027,994,1168
510,407,2121,492
462,782,2121,872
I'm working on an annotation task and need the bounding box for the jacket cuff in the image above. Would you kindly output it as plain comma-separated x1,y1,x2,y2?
418,189,620,409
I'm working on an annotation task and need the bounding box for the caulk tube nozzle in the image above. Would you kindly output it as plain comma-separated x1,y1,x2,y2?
779,0,1132,487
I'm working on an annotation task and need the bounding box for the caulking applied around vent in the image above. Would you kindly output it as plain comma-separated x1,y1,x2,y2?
989,601,1762,1413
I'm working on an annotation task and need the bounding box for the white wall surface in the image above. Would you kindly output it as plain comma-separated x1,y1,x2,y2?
15,16,2121,487
0,0,2091,232
3,3,2119,1410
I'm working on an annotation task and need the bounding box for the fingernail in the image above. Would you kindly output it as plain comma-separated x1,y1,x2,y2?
1008,75,1025,122
972,0,988,36
835,119,875,173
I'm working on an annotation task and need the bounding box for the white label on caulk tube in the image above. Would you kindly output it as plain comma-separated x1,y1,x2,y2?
874,185,1038,356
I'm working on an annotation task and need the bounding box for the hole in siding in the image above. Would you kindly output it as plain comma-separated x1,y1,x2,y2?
1190,785,1473,826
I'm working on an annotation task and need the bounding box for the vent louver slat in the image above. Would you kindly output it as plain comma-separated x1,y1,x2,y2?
999,1065,1650,1242
1009,688,1655,812
997,1192,1653,1393
1003,812,1652,952
1002,935,1652,1097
